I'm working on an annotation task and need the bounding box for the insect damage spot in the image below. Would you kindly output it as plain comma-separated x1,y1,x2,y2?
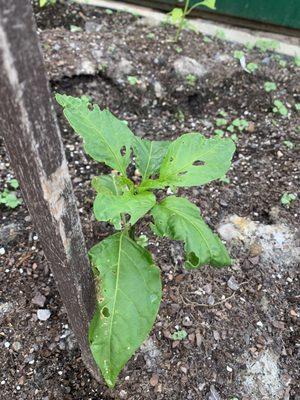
101,307,110,318
193,160,204,166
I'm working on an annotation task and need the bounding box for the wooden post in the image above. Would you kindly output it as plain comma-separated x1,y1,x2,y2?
0,1,101,381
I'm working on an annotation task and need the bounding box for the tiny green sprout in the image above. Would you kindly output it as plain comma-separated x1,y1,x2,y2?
203,36,212,43
214,129,224,137
279,59,287,68
227,125,235,133
0,180,22,209
232,118,249,132
245,42,254,51
175,46,183,53
8,179,19,189
70,25,82,33
295,55,300,67
105,9,113,15
218,110,228,117
136,234,149,248
146,32,155,40
255,39,279,53
233,50,244,61
295,103,300,111
39,0,56,6
176,109,185,123
283,140,294,149
127,76,138,86
171,330,188,341
280,193,297,206
56,93,235,388
215,29,225,40
186,74,197,86
246,63,258,73
264,81,277,93
273,100,288,117
216,118,227,127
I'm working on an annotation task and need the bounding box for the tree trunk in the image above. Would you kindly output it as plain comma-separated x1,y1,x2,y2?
0,0,101,382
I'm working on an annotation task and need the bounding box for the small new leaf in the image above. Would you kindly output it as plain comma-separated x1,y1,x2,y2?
89,233,162,388
56,94,134,175
94,191,156,230
151,196,231,268
133,137,170,180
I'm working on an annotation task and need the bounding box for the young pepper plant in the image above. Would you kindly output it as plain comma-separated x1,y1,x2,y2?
56,94,235,388
169,0,216,42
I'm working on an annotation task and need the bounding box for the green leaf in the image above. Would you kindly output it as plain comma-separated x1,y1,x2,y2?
94,191,156,230
158,133,235,188
170,8,184,24
151,196,231,269
92,174,127,195
133,137,170,180
56,94,134,175
89,232,162,388
8,179,19,189
0,191,22,209
264,81,277,93
171,330,187,340
200,0,216,10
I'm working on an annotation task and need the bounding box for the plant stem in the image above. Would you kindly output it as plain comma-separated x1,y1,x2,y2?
175,0,190,42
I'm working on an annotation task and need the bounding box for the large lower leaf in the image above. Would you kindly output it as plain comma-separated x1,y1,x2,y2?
133,137,170,180
89,233,162,388
93,191,156,230
56,94,134,175
151,196,231,268
159,133,235,188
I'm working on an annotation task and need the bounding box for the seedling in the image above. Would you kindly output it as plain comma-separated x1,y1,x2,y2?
232,118,249,132
295,103,300,111
171,330,188,340
215,118,227,127
233,50,244,61
215,29,226,40
203,36,212,43
273,100,288,117
295,55,300,67
214,129,225,137
127,76,138,86
264,81,277,93
186,73,197,86
39,0,56,6
283,140,294,149
56,94,235,388
246,63,258,73
0,179,21,209
168,0,216,42
146,32,155,40
255,39,279,53
280,193,297,206
105,9,113,15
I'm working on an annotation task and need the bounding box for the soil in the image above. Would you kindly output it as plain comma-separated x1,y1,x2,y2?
1,1,299,399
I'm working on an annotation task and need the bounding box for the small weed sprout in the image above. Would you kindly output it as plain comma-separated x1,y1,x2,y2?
56,94,235,388
127,76,138,86
273,100,288,117
264,82,277,93
0,179,22,209
281,193,297,206
186,73,197,86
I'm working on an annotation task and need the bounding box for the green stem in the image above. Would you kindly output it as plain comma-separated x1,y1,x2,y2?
175,0,190,42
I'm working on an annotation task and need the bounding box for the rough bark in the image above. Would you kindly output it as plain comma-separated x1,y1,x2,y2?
0,0,101,381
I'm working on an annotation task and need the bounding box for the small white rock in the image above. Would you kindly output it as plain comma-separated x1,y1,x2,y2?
226,366,233,372
0,247,5,255
37,309,51,321
256,321,263,328
4,342,10,348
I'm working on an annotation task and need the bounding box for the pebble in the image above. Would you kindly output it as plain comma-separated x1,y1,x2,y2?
0,247,5,255
4,342,10,348
37,309,51,321
226,366,233,372
32,292,46,307
150,373,159,386
207,295,215,305
227,276,240,291
12,341,22,351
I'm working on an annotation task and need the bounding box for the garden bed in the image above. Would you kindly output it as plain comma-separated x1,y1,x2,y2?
0,2,299,399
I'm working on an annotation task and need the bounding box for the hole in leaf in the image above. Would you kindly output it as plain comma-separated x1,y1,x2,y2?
193,160,204,166
120,145,126,156
101,307,110,318
178,171,187,176
170,157,174,162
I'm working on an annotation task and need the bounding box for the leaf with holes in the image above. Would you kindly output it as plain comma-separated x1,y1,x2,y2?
56,94,133,175
89,232,162,388
158,133,235,188
151,196,231,268
94,191,156,230
133,137,170,180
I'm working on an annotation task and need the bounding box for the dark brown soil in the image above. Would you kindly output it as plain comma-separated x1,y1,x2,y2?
1,1,299,399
